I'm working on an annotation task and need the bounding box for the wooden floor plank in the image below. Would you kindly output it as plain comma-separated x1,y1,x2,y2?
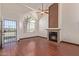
0,37,79,56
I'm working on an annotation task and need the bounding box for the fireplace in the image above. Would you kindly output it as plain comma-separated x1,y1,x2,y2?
49,32,57,42
46,28,60,43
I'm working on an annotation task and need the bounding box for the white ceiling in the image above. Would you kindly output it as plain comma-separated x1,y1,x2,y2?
22,3,53,10
1,3,53,14
1,3,53,19
1,3,31,14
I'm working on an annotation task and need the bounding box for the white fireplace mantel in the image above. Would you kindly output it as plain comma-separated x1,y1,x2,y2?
46,28,60,32
46,28,61,43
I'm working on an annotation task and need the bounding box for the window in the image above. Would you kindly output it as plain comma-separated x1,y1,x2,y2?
4,20,16,28
24,16,36,32
4,20,16,32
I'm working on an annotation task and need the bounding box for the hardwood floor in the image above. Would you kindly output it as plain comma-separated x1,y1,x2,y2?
0,37,79,56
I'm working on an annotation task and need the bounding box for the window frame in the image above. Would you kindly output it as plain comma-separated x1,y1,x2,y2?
25,16,36,33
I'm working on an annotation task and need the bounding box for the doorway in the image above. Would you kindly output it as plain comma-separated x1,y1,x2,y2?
2,20,17,44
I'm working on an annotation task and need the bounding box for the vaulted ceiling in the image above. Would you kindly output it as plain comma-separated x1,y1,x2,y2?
21,3,52,11
0,3,53,19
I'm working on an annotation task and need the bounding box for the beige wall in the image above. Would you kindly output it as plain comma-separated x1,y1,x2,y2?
60,3,79,44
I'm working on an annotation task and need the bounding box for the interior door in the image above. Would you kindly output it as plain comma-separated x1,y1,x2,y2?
2,20,17,44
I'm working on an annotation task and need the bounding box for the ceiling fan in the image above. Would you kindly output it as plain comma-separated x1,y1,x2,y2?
21,3,49,15
36,3,49,15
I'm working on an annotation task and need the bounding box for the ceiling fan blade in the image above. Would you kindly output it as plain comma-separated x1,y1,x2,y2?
44,11,49,14
21,4,40,12
21,4,35,11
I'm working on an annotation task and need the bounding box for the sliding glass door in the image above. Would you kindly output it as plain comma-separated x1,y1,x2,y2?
2,20,17,44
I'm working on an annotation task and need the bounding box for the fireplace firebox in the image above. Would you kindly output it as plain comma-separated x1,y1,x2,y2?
49,32,57,42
